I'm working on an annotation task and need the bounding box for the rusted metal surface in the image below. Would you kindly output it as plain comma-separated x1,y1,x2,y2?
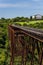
8,25,43,65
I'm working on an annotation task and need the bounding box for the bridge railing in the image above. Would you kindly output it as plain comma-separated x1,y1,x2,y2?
8,25,43,65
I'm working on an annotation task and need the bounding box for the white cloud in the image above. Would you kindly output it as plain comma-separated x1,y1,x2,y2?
0,3,30,8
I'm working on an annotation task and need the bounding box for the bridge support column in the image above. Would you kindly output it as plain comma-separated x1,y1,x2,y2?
30,38,35,65
10,30,15,65
19,35,27,65
40,42,43,65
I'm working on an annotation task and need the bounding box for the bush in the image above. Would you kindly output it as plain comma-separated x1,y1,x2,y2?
14,23,21,26
23,23,28,26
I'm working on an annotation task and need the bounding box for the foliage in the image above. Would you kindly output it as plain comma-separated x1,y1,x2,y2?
0,17,43,65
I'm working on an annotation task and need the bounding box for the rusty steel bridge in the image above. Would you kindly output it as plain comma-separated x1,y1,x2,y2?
8,25,43,65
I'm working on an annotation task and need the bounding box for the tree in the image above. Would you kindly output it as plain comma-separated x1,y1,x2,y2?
0,32,6,48
30,16,32,20
42,16,43,19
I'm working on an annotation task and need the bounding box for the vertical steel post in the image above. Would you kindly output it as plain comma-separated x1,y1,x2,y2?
10,29,15,65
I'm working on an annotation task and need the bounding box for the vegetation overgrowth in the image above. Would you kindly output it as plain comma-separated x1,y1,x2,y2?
0,17,43,65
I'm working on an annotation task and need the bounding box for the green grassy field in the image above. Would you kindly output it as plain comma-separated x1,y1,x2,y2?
14,20,43,25
14,20,43,29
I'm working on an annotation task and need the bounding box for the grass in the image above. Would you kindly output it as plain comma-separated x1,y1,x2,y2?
14,20,43,29
14,20,43,25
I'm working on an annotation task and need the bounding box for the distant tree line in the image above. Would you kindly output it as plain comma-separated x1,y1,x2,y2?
0,17,30,22
0,16,43,23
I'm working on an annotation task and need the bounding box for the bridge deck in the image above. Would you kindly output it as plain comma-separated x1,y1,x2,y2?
10,25,43,42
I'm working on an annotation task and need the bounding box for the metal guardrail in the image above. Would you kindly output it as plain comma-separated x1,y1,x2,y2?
8,25,43,65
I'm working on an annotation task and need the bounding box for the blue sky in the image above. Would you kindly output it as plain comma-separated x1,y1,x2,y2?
0,0,43,18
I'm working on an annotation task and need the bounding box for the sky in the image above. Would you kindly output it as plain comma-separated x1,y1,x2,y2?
0,0,43,18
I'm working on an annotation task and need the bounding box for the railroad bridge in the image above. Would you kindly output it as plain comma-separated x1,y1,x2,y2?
8,25,43,65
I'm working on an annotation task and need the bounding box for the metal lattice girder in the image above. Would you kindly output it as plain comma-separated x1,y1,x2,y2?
8,25,43,65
